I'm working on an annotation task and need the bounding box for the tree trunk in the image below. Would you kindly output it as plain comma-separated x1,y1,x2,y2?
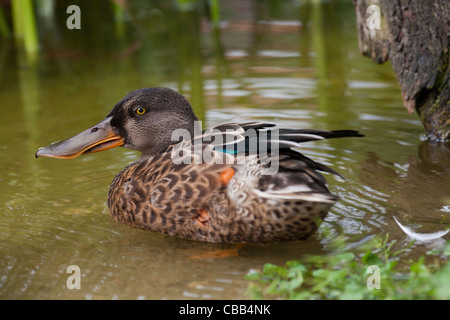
353,0,449,141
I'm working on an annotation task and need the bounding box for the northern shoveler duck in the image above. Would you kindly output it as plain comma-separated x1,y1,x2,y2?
36,87,363,243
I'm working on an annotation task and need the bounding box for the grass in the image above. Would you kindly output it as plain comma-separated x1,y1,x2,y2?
246,235,450,300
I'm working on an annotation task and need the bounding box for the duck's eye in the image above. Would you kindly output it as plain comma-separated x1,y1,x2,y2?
135,107,146,115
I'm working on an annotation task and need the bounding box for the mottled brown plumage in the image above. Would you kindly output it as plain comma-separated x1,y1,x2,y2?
36,87,363,243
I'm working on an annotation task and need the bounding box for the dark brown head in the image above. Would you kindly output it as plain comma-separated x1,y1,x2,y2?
35,87,199,159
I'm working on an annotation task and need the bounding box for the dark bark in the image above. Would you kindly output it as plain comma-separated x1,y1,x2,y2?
353,0,449,141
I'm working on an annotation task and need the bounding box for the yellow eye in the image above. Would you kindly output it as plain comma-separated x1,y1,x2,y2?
135,107,146,115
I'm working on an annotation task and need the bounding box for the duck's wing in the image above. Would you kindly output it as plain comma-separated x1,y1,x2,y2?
203,122,363,203
206,122,362,172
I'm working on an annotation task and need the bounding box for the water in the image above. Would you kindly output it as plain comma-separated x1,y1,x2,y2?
0,0,449,299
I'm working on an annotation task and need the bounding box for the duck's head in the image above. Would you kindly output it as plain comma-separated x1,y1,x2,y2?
35,87,198,159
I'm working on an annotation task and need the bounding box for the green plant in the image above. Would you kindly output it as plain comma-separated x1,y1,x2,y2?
246,235,450,300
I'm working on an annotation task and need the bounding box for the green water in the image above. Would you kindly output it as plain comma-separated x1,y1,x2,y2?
0,0,449,299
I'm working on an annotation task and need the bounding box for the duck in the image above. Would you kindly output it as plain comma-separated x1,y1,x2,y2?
36,87,363,243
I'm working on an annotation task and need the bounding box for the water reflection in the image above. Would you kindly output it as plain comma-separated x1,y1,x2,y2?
358,141,450,245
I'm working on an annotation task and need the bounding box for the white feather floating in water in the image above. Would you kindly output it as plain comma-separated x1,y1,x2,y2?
393,216,450,242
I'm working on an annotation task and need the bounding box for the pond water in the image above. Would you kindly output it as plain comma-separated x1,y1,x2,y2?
0,0,449,299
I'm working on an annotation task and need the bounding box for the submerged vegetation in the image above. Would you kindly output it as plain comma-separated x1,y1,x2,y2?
246,235,450,300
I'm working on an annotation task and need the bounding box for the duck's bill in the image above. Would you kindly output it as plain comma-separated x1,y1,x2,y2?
35,117,124,159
